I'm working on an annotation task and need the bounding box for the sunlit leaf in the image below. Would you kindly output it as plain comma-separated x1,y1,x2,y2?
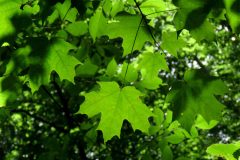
78,82,153,141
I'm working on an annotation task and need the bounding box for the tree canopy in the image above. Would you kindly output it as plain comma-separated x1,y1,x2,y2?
0,0,240,159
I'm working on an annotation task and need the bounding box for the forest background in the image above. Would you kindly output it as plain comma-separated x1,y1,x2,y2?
0,0,240,159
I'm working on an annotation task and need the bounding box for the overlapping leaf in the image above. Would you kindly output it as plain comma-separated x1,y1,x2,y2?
28,38,79,92
137,47,168,89
166,69,228,131
172,0,216,41
161,31,186,57
89,8,153,56
78,82,153,141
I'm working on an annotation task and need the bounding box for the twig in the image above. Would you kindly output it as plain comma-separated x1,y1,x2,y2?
51,77,74,129
10,109,68,133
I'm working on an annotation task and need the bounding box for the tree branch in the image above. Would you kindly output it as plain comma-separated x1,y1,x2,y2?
10,109,68,133
51,79,74,129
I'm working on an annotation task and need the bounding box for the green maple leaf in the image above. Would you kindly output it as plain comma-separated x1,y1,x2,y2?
89,8,153,56
55,0,78,22
166,69,228,131
89,7,108,41
78,82,153,141
106,15,153,56
173,0,215,41
137,46,168,89
75,58,98,77
118,62,138,82
65,21,88,37
29,38,79,92
161,31,186,57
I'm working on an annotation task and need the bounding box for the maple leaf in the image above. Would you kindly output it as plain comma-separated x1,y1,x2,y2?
166,69,228,131
161,31,186,57
173,0,215,41
78,82,153,141
89,8,153,56
89,7,108,41
106,15,153,56
28,38,79,92
65,21,88,37
137,46,168,89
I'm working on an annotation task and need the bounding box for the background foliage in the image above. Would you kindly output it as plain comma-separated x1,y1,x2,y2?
0,0,240,159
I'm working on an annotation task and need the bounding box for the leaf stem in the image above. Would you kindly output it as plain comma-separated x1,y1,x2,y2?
122,18,143,85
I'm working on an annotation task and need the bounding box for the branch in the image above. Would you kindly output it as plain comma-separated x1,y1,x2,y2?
41,85,63,108
193,55,209,72
10,109,68,133
133,0,157,44
51,77,74,129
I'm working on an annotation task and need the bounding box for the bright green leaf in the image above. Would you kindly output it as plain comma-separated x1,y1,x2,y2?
100,15,153,56
195,114,218,130
119,62,138,82
89,7,108,41
55,0,71,20
78,82,153,141
106,58,118,77
137,46,168,89
65,21,88,36
207,142,240,160
165,129,185,144
161,31,186,57
75,59,98,77
140,0,166,10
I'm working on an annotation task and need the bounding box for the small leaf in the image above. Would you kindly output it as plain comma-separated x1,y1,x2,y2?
89,7,108,41
65,21,88,36
137,46,168,89
75,59,98,77
55,0,71,20
165,129,185,144
106,58,118,77
161,31,186,57
195,114,218,130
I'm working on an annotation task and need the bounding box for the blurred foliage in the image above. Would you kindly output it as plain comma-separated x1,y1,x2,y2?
0,0,239,160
